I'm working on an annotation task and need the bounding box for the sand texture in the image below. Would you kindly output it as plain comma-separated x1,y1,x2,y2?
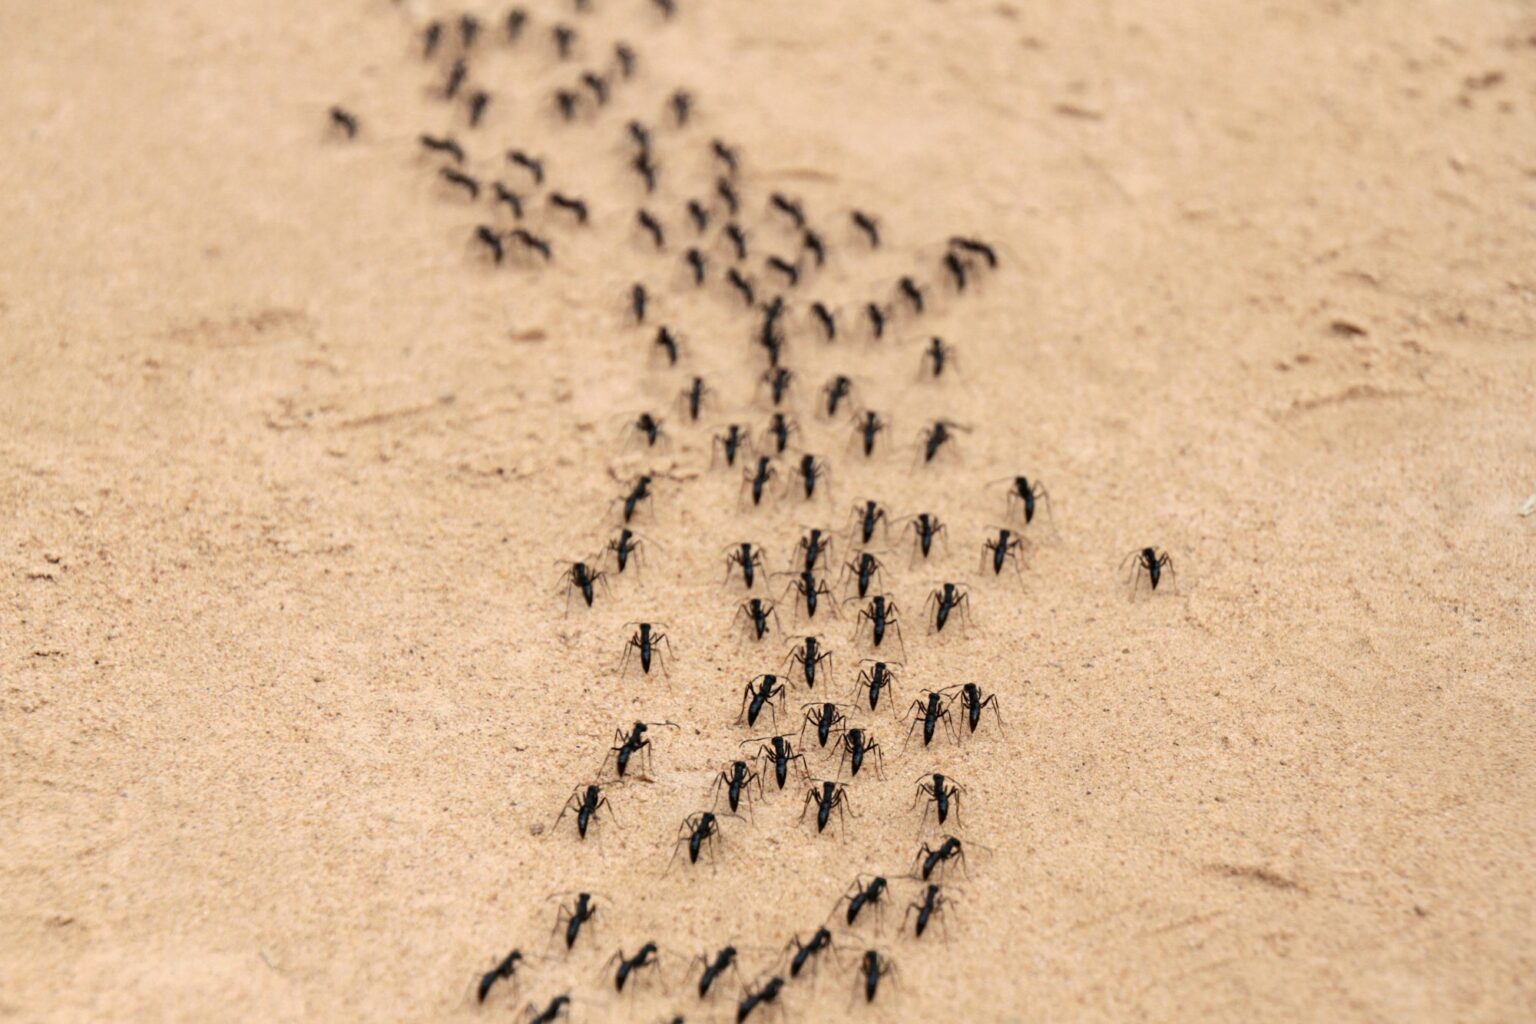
3,0,1535,1021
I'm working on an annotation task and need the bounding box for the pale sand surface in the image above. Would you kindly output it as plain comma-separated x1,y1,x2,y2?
2,1,1534,1021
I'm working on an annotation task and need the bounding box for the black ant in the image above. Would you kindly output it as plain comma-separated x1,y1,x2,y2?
554,88,581,121
723,542,765,588
738,673,785,726
628,119,652,151
549,192,588,224
528,994,572,1024
841,550,885,600
769,192,806,229
557,783,615,839
440,167,480,200
670,88,693,126
785,635,832,689
510,228,553,261
606,943,662,992
583,71,610,106
621,621,672,677
726,268,755,306
903,690,956,749
459,12,480,46
914,836,968,880
712,760,762,815
552,893,598,949
552,23,577,59
712,424,750,468
822,375,853,417
695,944,741,998
670,812,722,869
803,229,826,267
443,57,468,99
921,336,955,379
492,183,524,218
851,210,880,247
423,20,444,58
328,106,358,139
618,474,655,523
679,376,712,421
914,773,962,828
799,779,853,835
836,875,889,927
467,90,491,126
799,701,848,749
711,138,739,175
812,301,836,341
999,475,1052,524
898,276,924,313
633,154,659,194
603,720,677,780
506,149,544,184
687,198,710,232
852,659,898,712
788,528,828,573
981,527,1026,579
475,225,505,265
793,454,828,502
725,222,748,260
742,456,776,507
838,728,883,778
654,326,680,366
685,247,707,285
904,884,948,939
1123,546,1176,592
764,412,796,454
627,412,667,449
853,410,886,457
505,8,527,42
477,949,523,1003
614,42,637,77
785,928,834,978
760,366,792,405
419,133,465,164
957,682,1004,737
637,209,666,249
847,500,889,545
859,950,895,1003
943,250,968,290
736,976,784,1022
606,528,650,575
766,255,799,287
630,282,648,323
651,0,677,19
950,236,998,268
925,582,971,633
559,560,609,610
853,595,904,655
919,419,967,464
867,302,887,340
904,512,947,560
717,178,740,217
746,734,808,790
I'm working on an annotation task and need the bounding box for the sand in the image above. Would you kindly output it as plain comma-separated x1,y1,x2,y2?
3,0,1534,1021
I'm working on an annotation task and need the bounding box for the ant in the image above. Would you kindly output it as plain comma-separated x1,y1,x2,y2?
554,88,581,122
838,728,884,778
549,193,588,224
904,512,947,561
475,225,505,265
903,690,956,749
679,376,712,421
726,268,755,306
950,235,998,268
859,950,895,1003
852,595,904,655
925,582,971,633
847,500,889,546
651,0,677,20
913,773,963,828
1124,547,1176,592
507,149,544,184
736,976,784,1023
836,875,889,927
631,283,648,323
627,412,667,449
867,302,887,340
328,106,358,139
422,20,444,58
527,994,572,1024
724,542,765,589
760,366,793,406
981,528,1027,579
919,419,967,464
746,733,809,790
851,210,880,247
615,42,637,77
738,673,786,726
695,944,741,998
559,560,609,611
618,474,655,523
712,424,751,468
742,456,777,507
904,884,948,939
712,138,740,175
803,229,826,267
998,475,1052,524
725,222,749,260
510,228,552,261
717,178,741,217
943,250,969,290
957,682,1004,736
552,893,599,950
606,528,650,575
583,71,610,107
492,183,524,218
921,336,956,379
853,410,886,457
785,635,832,689
914,836,968,880
840,550,885,600
770,193,806,229
670,88,693,126
812,301,836,341
799,701,848,749
822,375,854,417
477,949,523,1003
419,133,465,164
794,528,834,572
764,412,797,454
793,454,829,501
603,720,676,780
670,812,723,869
898,276,924,313
440,167,480,200
712,760,762,815
606,943,662,992
785,928,834,978
459,13,480,46
467,90,491,127
628,119,652,152
685,247,707,285
637,209,666,249
443,57,468,99
654,326,680,366
799,779,853,836
505,8,527,42
557,783,615,839
552,23,577,59
852,659,899,713
687,198,710,232
766,255,799,287
620,621,672,677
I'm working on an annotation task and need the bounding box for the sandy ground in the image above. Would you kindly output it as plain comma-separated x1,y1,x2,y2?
3,0,1535,1021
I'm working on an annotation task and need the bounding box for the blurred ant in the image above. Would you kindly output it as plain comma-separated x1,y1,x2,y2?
552,892,599,949
852,659,899,713
1123,546,1176,592
492,183,524,218
904,884,948,939
605,527,650,575
603,721,670,780
654,326,680,366
957,682,1004,736
712,138,739,175
614,42,636,77
725,222,748,260
459,13,480,46
606,943,662,993
726,268,755,306
679,376,712,421
510,228,552,261
785,635,832,689
793,454,829,501
781,569,836,620
760,366,793,406
557,783,615,839
559,560,609,611
443,57,468,99
582,71,610,106
812,301,836,341
328,106,358,139
919,419,968,464
925,582,971,633
684,247,707,285
626,412,667,449
723,541,766,589
419,133,465,164
859,950,896,1003
712,760,762,815
477,948,523,1003
422,20,444,58
913,772,962,828
630,283,648,323
903,513,947,561
440,167,480,199
651,0,677,19
475,225,505,265
950,236,998,268
527,994,572,1024
799,779,853,836
997,475,1052,524
554,88,580,121
851,210,880,247
670,89,693,126
738,673,786,726
620,621,672,677
852,595,903,655
505,8,527,42
549,192,588,224
981,528,1026,579
803,229,826,267
820,375,854,418
766,256,799,287
669,812,723,871
847,500,889,545
799,701,848,749
785,928,835,978
694,944,743,998
836,875,889,927
713,425,751,469
793,528,833,573
637,209,666,249
867,302,887,340
746,733,809,790
840,550,885,600
628,119,652,151
913,836,969,880
943,250,969,290
921,336,955,379
898,276,924,313
552,23,576,59
903,690,956,749
717,178,740,216
742,456,777,507
617,474,655,523
770,193,806,229
687,198,710,232
737,976,785,1022
467,90,491,126
735,599,782,642
838,728,883,778
853,410,885,457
